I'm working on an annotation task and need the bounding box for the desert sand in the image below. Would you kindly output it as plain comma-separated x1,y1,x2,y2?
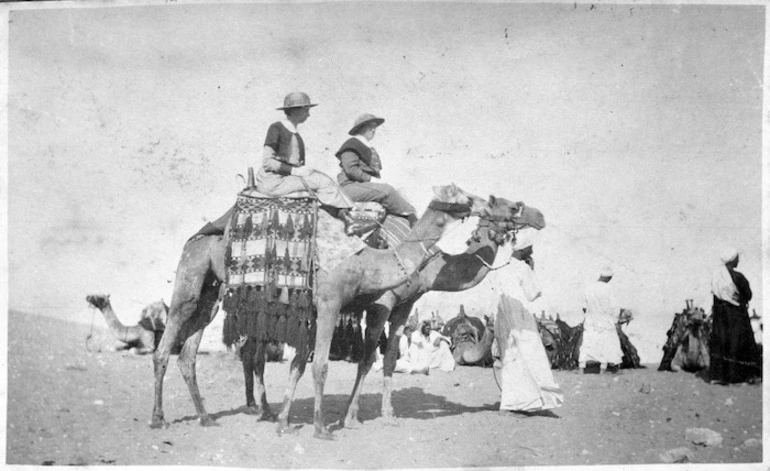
6,310,762,468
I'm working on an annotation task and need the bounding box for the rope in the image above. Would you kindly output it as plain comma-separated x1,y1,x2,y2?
475,252,514,271
85,307,97,353
710,353,761,367
492,361,502,391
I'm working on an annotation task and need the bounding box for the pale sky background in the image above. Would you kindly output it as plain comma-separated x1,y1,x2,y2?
4,1,766,363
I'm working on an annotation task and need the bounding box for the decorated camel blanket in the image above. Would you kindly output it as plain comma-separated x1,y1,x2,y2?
221,193,319,359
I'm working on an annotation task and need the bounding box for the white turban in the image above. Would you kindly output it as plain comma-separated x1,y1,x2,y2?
720,247,739,264
600,266,614,278
512,226,541,251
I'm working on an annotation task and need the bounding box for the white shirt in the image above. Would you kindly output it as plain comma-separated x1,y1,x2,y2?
711,265,739,306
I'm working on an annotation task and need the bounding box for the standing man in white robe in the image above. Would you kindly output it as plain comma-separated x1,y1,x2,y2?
580,267,623,374
483,227,563,413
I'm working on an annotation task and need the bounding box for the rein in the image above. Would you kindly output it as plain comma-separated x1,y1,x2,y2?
471,215,520,271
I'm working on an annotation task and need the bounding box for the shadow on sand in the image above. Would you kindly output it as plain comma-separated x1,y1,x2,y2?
172,387,496,428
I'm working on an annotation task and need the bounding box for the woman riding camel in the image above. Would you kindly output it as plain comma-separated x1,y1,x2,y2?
256,92,373,236
335,113,418,226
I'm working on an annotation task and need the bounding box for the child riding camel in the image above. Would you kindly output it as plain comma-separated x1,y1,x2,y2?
335,113,418,226
255,92,374,236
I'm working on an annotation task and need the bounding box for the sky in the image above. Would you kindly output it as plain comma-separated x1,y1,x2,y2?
3,1,766,362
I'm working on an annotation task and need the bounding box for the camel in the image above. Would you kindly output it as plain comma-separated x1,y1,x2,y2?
85,294,169,354
148,183,489,434
337,196,536,432
441,305,486,343
659,300,711,372
450,314,495,366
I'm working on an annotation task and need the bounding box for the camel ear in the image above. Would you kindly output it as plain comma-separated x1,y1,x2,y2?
489,195,497,206
432,185,446,200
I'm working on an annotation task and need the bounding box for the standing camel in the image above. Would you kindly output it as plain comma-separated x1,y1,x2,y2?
337,197,541,433
236,196,523,432
149,184,488,433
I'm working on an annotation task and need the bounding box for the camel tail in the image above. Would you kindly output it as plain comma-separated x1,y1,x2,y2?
222,312,240,350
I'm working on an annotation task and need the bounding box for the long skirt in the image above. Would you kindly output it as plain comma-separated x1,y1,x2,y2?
495,294,563,412
709,298,761,383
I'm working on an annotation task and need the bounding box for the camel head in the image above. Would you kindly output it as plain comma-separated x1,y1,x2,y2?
430,184,488,219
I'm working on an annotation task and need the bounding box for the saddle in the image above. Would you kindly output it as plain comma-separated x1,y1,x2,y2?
219,187,395,359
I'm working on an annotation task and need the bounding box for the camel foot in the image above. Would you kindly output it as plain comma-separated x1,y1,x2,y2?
199,416,219,427
149,417,169,429
380,416,399,427
313,426,335,441
244,405,260,416
341,416,363,429
276,422,299,436
258,408,277,422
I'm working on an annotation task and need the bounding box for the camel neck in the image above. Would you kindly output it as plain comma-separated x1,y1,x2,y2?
392,207,450,275
423,226,500,292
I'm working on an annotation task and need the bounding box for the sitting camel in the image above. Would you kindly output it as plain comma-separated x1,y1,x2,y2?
440,305,493,366
148,184,489,437
659,300,711,372
450,314,495,366
85,294,169,354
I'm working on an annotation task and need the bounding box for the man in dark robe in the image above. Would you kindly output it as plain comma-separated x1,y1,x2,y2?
708,247,761,384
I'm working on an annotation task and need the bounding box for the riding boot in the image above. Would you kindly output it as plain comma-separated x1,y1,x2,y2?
406,213,418,228
338,209,378,237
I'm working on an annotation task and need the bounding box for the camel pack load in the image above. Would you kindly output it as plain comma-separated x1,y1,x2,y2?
658,300,712,373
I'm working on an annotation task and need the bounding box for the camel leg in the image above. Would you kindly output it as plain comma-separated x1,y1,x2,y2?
342,299,395,428
151,300,197,429
275,348,307,435
311,295,345,440
241,337,258,412
177,326,218,427
381,300,415,424
176,280,223,427
151,239,222,429
252,339,277,421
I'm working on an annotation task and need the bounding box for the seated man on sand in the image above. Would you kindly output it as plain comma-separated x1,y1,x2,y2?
408,320,455,373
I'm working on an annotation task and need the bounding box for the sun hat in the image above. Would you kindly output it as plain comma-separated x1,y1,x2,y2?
720,247,739,264
349,113,385,135
276,92,318,110
600,266,614,278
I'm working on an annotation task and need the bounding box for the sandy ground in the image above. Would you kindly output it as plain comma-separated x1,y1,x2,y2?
6,310,763,468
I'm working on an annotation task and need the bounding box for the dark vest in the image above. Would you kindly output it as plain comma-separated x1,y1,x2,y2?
335,138,381,178
266,121,305,167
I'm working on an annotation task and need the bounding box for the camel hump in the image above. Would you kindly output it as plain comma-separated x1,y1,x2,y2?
139,300,169,332
86,294,111,310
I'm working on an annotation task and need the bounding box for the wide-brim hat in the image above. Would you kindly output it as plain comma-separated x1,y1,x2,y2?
349,113,385,135
276,92,318,110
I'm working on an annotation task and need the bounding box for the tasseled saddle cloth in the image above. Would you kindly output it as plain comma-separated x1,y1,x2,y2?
221,192,319,360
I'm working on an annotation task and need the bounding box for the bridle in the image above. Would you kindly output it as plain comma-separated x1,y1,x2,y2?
469,212,525,271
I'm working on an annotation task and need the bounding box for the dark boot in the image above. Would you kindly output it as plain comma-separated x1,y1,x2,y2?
406,213,418,227
606,363,620,374
339,209,379,237
583,361,600,375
